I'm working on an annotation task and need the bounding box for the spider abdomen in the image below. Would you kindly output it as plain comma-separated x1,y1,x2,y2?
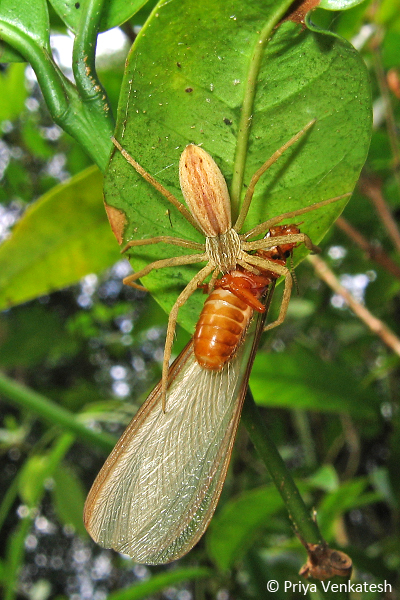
194,288,253,370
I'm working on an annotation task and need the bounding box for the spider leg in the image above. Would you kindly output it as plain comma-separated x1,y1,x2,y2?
123,253,208,291
242,233,320,254
121,236,205,254
236,258,261,276
233,120,316,233
242,193,351,241
205,268,221,294
162,263,215,412
112,137,203,234
241,253,292,332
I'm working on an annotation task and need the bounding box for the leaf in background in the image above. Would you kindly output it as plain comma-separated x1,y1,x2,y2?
0,305,78,368
48,0,150,33
18,435,74,507
52,466,87,537
306,465,340,492
0,166,120,310
18,455,51,506
104,0,372,334
250,345,377,418
0,63,27,121
0,0,50,62
206,485,283,571
21,117,54,160
369,467,398,509
316,478,382,541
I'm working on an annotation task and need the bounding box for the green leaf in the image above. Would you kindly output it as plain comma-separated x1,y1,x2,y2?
375,0,400,33
307,465,340,492
0,43,24,62
250,345,377,418
0,0,51,61
207,485,283,571
104,0,372,335
369,467,398,509
18,455,51,506
0,166,119,310
49,0,150,34
52,466,87,537
107,567,211,600
21,118,54,160
317,478,382,541
18,435,74,507
0,63,27,121
0,305,78,368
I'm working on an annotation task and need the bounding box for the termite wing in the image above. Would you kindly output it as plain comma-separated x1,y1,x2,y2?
83,284,275,564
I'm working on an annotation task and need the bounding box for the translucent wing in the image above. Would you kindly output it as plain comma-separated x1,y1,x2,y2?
84,301,270,564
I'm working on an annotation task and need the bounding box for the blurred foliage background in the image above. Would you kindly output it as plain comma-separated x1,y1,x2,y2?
0,0,400,599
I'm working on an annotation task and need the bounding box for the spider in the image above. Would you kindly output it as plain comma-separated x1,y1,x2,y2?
111,120,349,405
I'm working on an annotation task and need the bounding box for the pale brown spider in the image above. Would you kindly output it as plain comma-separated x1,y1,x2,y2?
111,120,349,405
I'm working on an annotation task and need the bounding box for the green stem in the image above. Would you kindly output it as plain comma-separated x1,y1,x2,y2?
73,0,110,103
4,516,32,600
69,0,115,169
230,0,294,217
0,22,70,119
0,2,114,171
3,434,75,600
242,387,322,545
242,391,351,598
0,371,115,453
292,409,317,469
0,475,20,534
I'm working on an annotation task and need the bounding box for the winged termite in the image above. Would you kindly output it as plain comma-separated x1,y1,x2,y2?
84,228,294,563
84,123,351,562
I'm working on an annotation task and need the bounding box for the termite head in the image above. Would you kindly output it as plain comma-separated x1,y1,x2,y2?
179,145,231,238
264,224,301,259
267,224,301,238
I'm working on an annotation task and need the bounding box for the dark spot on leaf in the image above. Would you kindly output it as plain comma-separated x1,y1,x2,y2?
177,62,181,68
75,2,80,7
185,87,193,93
223,118,232,125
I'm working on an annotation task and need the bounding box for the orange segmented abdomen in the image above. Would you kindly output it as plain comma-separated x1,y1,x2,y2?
194,288,253,370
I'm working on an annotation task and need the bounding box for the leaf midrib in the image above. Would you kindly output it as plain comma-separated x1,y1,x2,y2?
230,0,295,217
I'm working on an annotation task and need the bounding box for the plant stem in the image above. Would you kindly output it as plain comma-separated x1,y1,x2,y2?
230,0,294,217
242,390,352,597
2,433,75,600
242,387,322,545
0,1,114,170
73,0,107,101
0,22,70,119
4,515,32,600
0,371,115,452
309,253,400,357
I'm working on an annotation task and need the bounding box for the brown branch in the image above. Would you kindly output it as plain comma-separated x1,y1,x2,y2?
336,216,400,281
308,254,400,357
358,176,400,254
370,31,400,185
